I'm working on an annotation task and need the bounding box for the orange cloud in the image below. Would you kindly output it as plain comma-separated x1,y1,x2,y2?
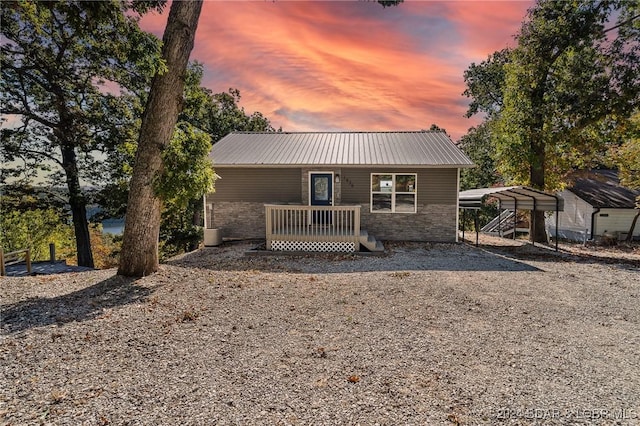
139,1,533,141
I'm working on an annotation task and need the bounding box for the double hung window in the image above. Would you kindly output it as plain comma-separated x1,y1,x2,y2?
371,173,416,213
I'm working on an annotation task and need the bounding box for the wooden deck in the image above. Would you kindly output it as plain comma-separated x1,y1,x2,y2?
265,204,361,251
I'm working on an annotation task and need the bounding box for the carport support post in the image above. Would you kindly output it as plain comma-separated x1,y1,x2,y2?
555,197,559,252
474,209,479,247
532,198,537,247
498,200,502,238
513,199,517,240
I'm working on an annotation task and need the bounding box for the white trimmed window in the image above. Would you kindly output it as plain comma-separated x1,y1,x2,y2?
371,173,417,213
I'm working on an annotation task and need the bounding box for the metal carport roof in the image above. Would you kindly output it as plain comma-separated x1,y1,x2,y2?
459,186,564,212
458,186,564,251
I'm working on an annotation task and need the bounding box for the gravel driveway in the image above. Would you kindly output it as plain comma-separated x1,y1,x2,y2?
1,237,639,425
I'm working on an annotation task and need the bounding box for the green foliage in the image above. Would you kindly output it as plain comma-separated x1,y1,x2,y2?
159,198,204,259
463,48,511,119
183,63,277,140
0,208,74,262
1,0,162,266
1,1,162,175
463,0,640,191
427,124,449,136
157,64,275,258
100,61,276,259
0,187,122,267
458,124,500,230
156,123,215,208
492,0,640,190
609,112,640,190
458,123,500,191
461,1,640,241
98,65,277,230
156,123,214,258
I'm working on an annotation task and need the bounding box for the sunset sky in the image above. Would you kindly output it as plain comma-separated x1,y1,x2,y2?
140,1,534,141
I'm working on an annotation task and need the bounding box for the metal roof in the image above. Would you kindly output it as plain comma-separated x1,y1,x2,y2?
459,186,564,211
209,131,474,168
568,170,639,209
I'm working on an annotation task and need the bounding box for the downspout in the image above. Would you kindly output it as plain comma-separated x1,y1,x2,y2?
590,207,600,240
203,194,207,229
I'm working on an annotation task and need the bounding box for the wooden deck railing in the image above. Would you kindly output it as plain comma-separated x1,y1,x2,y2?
265,204,361,250
0,248,31,276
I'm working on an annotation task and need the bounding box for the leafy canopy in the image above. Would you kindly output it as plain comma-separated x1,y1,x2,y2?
1,0,162,266
464,0,640,191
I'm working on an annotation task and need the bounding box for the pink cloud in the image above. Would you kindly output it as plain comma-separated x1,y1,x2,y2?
139,1,532,141
445,1,533,60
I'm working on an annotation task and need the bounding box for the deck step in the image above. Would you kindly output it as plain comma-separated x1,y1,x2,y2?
358,230,384,252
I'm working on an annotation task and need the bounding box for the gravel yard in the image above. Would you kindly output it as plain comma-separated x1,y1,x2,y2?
1,236,639,425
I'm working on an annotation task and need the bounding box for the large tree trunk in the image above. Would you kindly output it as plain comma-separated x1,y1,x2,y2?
118,1,203,277
529,110,548,244
61,144,95,268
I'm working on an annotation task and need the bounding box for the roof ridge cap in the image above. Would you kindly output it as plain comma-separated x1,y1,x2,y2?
230,130,444,134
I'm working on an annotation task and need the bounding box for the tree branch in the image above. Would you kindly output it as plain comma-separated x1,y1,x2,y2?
603,13,640,35
1,106,58,129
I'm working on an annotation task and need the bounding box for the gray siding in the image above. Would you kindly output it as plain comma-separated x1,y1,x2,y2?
341,168,457,205
208,168,301,203
206,166,460,242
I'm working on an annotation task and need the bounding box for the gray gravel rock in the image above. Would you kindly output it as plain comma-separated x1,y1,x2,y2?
1,238,639,425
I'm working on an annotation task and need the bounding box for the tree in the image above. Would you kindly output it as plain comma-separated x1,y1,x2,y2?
0,206,74,262
458,123,500,192
99,62,275,258
462,48,511,120
464,0,640,243
610,112,640,189
118,0,400,276
457,123,501,231
608,111,640,241
157,64,275,258
118,0,203,277
0,185,122,266
426,123,449,136
157,123,214,257
1,1,161,267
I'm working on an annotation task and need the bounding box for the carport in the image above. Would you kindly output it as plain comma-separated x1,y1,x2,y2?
459,186,564,251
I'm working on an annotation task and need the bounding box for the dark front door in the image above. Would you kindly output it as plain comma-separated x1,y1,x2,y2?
310,173,332,225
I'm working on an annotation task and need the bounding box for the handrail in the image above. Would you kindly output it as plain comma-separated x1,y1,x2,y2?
265,204,361,250
0,248,32,276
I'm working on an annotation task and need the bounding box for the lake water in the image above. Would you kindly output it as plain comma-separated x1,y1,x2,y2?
102,219,124,235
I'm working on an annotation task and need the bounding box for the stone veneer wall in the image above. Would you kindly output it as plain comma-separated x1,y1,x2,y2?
212,201,458,242
212,201,266,239
360,203,458,242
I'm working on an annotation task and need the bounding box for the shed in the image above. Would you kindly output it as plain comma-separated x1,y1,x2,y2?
545,170,640,241
204,131,474,252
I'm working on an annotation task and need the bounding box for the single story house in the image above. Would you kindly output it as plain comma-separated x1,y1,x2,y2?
204,131,474,252
545,170,640,241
